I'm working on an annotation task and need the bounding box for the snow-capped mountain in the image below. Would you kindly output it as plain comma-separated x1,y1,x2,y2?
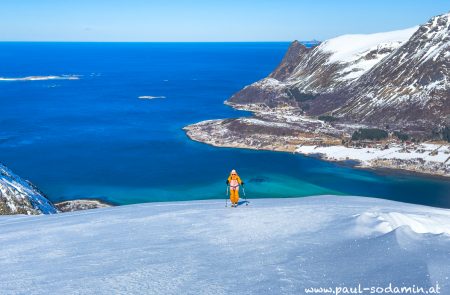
289,26,417,93
229,12,450,137
0,164,58,215
330,12,450,129
229,27,416,106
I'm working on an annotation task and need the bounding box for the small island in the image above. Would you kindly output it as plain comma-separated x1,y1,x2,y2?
138,95,166,100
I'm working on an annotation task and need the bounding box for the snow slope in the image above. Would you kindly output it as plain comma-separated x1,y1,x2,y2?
0,196,448,294
319,27,417,64
317,27,418,82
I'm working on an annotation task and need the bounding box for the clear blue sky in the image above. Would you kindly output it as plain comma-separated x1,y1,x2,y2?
0,0,448,41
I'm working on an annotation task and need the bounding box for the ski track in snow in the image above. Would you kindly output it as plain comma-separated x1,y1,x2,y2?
0,195,449,294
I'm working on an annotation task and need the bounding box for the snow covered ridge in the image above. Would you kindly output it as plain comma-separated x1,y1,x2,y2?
315,26,418,82
228,11,450,134
318,27,418,64
0,164,58,215
0,196,448,294
0,164,113,215
331,11,450,125
229,25,417,104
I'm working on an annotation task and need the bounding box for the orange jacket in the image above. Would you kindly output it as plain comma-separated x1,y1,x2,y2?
227,174,242,188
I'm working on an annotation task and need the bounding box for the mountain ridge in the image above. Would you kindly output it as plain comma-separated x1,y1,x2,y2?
0,163,58,215
0,163,113,215
228,12,450,138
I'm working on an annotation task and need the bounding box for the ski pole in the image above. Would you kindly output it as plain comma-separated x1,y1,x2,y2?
242,187,248,206
225,185,229,207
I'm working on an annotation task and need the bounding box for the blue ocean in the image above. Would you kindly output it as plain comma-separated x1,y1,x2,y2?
0,42,449,208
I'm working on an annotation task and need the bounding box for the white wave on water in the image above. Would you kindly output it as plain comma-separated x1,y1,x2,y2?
138,95,166,100
0,75,80,81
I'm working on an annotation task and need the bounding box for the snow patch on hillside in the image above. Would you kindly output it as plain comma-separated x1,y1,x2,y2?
320,27,418,64
297,143,450,176
297,143,450,165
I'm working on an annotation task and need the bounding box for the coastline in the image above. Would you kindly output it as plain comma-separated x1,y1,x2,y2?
186,129,450,180
184,111,450,179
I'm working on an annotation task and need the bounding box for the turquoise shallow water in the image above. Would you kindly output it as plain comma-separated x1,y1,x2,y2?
0,42,449,208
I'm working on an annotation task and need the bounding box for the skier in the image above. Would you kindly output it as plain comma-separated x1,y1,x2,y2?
226,169,244,207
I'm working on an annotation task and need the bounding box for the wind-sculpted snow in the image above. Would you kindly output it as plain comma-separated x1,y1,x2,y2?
355,210,450,235
0,164,58,215
0,196,448,294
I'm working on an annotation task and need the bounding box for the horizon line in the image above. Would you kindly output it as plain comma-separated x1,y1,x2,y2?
0,40,320,43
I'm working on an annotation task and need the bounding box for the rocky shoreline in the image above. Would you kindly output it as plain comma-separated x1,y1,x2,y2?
55,199,113,212
184,104,450,178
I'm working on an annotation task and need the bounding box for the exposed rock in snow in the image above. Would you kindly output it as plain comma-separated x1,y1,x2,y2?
0,164,58,215
269,40,312,81
0,164,114,215
55,199,112,212
0,196,448,294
